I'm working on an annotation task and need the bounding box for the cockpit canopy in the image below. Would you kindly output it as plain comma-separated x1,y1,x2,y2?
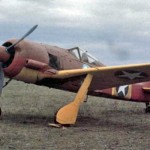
68,47,103,66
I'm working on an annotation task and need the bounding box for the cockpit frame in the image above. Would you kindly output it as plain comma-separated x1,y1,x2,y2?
68,47,102,66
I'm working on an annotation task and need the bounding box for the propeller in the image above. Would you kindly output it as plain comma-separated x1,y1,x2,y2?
6,24,38,54
0,24,38,95
0,62,4,95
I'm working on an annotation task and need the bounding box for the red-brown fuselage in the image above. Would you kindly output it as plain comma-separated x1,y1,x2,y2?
1,39,150,103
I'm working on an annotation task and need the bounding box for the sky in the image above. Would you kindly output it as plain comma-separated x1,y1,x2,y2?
0,0,150,65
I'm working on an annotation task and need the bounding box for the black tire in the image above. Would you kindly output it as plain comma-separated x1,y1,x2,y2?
145,107,150,113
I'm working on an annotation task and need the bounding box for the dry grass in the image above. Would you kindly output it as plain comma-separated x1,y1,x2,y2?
0,80,150,149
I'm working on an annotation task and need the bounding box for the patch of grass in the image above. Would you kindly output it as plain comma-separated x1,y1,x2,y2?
0,80,150,149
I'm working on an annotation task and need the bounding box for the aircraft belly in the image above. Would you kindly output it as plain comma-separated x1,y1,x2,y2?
36,76,82,92
14,67,39,83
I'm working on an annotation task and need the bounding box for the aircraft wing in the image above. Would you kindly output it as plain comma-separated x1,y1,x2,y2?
50,63,150,90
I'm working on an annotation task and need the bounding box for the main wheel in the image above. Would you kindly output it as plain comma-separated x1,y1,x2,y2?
145,106,150,113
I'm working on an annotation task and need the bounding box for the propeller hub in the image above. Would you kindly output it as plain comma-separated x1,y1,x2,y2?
0,46,10,62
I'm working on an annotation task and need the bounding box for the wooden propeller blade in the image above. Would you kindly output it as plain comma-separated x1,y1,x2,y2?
56,74,93,125
6,25,38,53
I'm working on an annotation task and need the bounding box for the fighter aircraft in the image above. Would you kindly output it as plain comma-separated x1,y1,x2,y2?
0,25,150,126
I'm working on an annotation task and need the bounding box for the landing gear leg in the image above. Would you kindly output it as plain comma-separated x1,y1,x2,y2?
145,102,150,113
55,74,93,125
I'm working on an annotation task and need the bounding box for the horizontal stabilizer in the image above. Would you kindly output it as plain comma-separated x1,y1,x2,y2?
143,87,150,93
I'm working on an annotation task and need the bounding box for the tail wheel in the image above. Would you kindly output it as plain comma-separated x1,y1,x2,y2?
145,102,150,113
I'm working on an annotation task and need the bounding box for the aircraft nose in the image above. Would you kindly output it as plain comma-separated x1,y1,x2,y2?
0,46,10,62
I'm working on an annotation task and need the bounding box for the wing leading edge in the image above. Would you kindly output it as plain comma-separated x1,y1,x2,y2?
50,63,150,90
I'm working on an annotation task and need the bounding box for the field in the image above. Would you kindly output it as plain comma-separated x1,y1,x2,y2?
0,80,150,150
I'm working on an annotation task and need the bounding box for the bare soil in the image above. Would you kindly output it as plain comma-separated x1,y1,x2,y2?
0,80,150,150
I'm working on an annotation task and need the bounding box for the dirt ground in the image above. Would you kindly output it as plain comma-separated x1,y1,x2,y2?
0,80,150,150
